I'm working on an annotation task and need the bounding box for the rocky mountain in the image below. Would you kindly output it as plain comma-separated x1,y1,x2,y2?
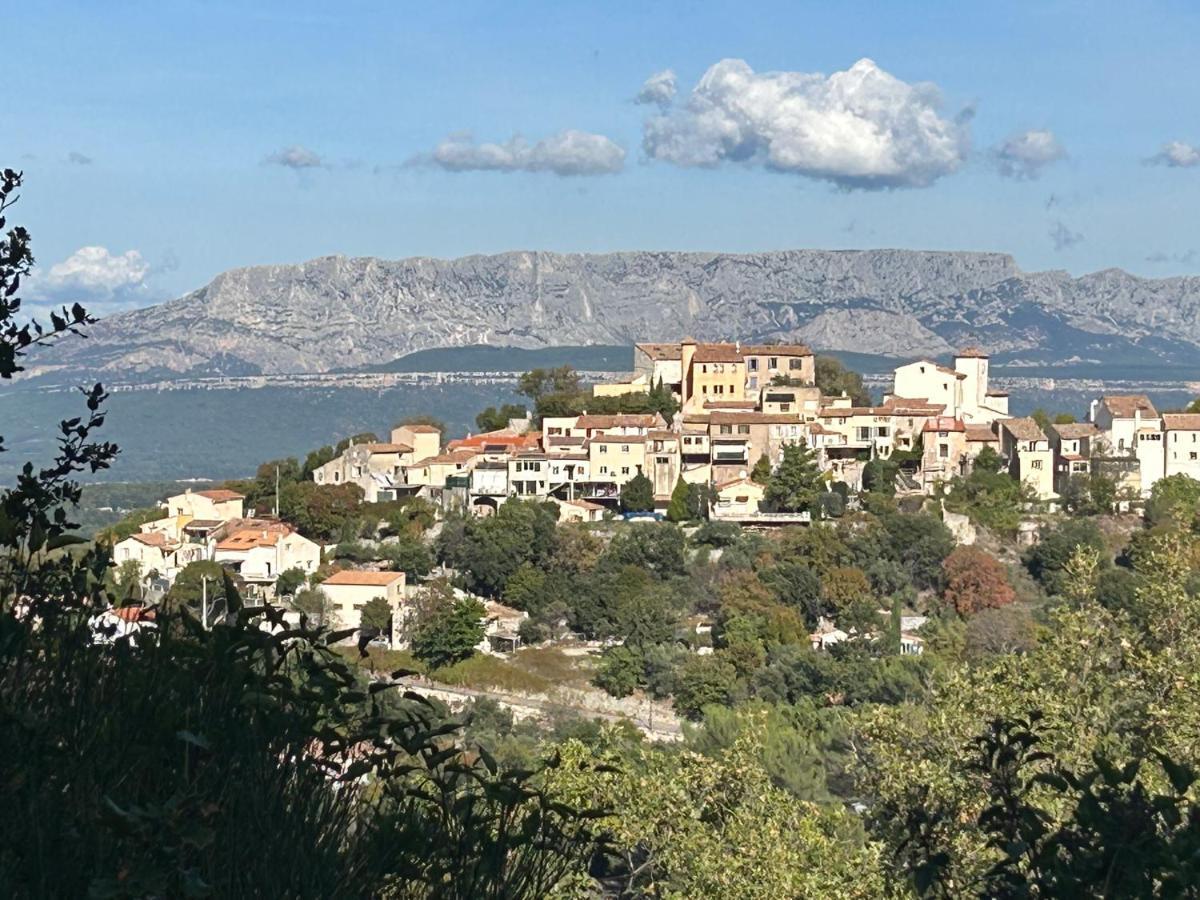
24,249,1200,380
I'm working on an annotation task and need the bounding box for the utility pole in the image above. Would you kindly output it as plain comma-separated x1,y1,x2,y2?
275,464,280,517
201,575,208,630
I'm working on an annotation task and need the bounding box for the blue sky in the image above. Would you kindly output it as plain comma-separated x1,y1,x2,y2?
6,0,1200,313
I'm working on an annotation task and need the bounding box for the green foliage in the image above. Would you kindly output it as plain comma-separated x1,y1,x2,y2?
602,522,687,578
812,355,870,406
474,403,528,432
359,595,392,634
1060,473,1117,516
1147,473,1200,527
946,448,1034,536
97,506,163,543
1023,518,1107,595
517,365,581,403
594,645,643,698
764,443,824,514
275,566,307,598
378,531,433,578
672,653,739,719
292,586,335,626
862,457,899,496
666,476,692,522
112,559,144,602
435,498,559,597
279,481,364,541
167,561,243,618
750,454,773,485
619,470,654,513
408,581,486,669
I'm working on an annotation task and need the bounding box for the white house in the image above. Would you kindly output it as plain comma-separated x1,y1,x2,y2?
317,570,408,643
213,523,321,595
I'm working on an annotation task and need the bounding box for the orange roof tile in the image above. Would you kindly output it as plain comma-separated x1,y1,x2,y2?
321,570,405,586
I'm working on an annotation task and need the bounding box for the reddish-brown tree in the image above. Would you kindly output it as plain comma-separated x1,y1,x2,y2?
942,546,1016,616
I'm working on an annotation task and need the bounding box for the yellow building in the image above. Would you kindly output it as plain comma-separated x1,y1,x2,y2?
681,340,746,413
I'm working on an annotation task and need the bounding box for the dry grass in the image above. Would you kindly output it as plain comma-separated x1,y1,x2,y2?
434,654,554,694
508,644,597,689
333,645,426,676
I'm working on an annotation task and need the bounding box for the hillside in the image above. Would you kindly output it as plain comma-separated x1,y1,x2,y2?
23,249,1200,381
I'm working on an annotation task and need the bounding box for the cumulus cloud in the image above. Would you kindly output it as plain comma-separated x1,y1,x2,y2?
66,151,93,166
27,246,153,316
640,57,970,189
1147,140,1200,168
423,129,625,176
635,69,677,108
263,145,325,169
1049,220,1084,252
993,129,1065,179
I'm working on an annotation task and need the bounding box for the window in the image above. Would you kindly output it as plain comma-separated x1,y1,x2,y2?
729,385,735,394
719,424,733,435
780,403,790,412
877,426,890,437
1031,459,1043,470
621,445,630,453
939,443,949,459
748,358,758,371
621,467,629,475
657,456,669,464
599,465,608,474
789,358,802,370
1192,452,1198,461
737,424,750,435
768,357,778,368
599,445,608,452
748,376,758,389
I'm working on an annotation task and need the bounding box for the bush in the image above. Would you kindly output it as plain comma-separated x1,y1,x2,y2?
943,546,1016,616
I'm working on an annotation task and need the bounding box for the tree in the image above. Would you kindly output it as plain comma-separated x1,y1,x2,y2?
167,561,243,620
672,654,739,719
812,355,870,405
750,454,773,485
594,645,642,698
378,531,433,577
292,586,335,626
964,605,1036,658
1024,518,1107,594
620,470,654,513
280,481,364,541
113,559,144,602
474,403,528,433
666,476,692,522
820,566,873,622
360,595,393,635
764,443,824,514
408,581,486,669
275,566,307,598
1147,473,1200,527
862,457,899,496
942,546,1016,615
517,366,580,403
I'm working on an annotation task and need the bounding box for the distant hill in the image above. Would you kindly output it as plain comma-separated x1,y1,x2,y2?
359,344,634,373
23,249,1200,382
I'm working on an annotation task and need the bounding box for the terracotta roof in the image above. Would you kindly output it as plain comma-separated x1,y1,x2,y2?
1101,395,1159,419
545,435,586,446
923,416,965,433
741,343,812,357
111,605,156,622
881,396,944,411
588,434,647,444
215,525,292,551
130,532,173,547
635,342,682,361
562,498,604,510
965,424,998,442
396,424,441,433
575,413,661,430
818,406,886,418
710,411,805,425
448,430,540,452
321,570,405,587
195,489,244,502
955,347,989,358
986,390,1009,397
1164,414,1200,430
703,400,758,409
999,417,1047,441
183,519,223,530
1050,422,1100,439
363,443,413,454
692,342,743,363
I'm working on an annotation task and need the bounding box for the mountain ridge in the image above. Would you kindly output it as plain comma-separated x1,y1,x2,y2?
24,248,1200,380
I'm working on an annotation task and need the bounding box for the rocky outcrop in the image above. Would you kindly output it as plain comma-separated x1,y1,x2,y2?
26,249,1200,379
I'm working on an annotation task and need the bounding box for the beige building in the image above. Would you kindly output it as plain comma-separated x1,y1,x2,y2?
390,424,442,462
163,488,245,522
633,343,683,393
741,344,815,392
592,373,650,398
112,531,205,582
213,522,321,595
553,497,606,523
317,570,408,642
890,349,1008,425
588,434,647,487
711,477,766,519
1089,395,1164,496
998,417,1055,501
1048,422,1101,494
1163,414,1200,481
312,441,417,502
681,341,747,413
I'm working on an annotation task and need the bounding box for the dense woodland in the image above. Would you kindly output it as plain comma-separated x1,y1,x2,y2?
8,169,1200,897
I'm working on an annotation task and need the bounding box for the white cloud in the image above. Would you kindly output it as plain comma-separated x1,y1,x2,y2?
1148,140,1200,168
1049,220,1084,252
27,246,152,316
425,129,625,176
993,129,1066,179
263,145,325,169
635,69,677,108
66,151,93,166
641,58,970,189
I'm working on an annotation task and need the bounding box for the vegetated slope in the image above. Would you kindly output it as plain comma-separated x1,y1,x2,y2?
24,249,1200,381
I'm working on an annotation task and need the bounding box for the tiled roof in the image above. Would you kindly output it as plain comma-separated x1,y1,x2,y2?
575,413,660,429
955,346,989,358
999,417,1047,441
965,424,999,442
363,443,413,454
131,532,172,547
635,342,682,361
703,400,758,409
1163,414,1200,430
709,411,806,425
195,489,244,502
1050,422,1100,439
741,343,812,357
923,416,966,433
215,525,292,551
1101,394,1159,419
397,424,441,433
691,342,743,363
321,570,405,587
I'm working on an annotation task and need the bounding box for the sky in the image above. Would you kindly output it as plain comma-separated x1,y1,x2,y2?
6,0,1200,315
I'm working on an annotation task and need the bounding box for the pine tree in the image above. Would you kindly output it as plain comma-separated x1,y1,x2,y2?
750,455,773,485
666,476,691,522
620,471,655,513
763,443,823,514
